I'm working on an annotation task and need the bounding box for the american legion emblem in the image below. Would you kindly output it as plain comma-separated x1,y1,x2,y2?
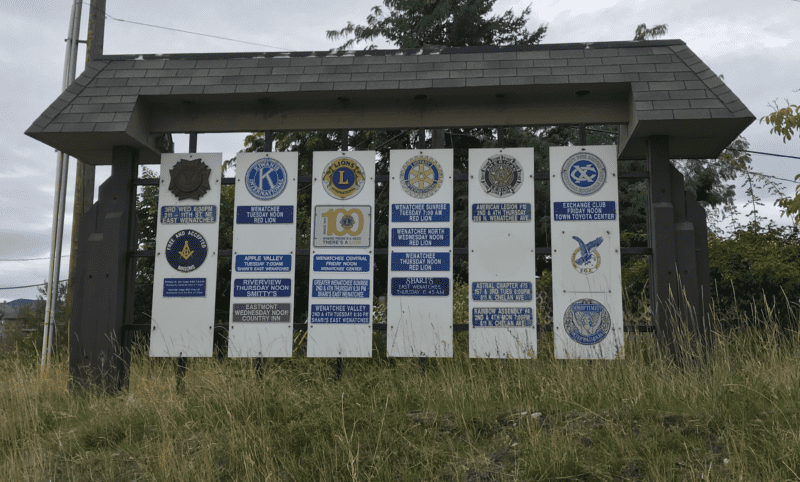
245,157,287,201
165,229,208,272
322,157,366,200
400,155,443,198
479,153,523,198
168,158,212,200
571,235,603,275
561,152,607,196
563,298,611,345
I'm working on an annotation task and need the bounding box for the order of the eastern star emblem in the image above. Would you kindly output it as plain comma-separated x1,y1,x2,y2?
164,229,208,272
321,157,366,200
563,298,611,345
400,155,443,198
479,154,523,198
570,235,603,275
245,157,287,200
561,152,607,196
168,158,212,200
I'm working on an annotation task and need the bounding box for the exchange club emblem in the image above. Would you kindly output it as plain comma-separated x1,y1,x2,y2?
563,298,611,345
400,155,443,199
245,157,287,200
479,154,523,198
165,229,208,272
561,152,607,196
168,158,212,200
322,157,366,200
571,235,603,274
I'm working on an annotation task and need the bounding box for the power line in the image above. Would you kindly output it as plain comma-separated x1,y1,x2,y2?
725,148,800,161
0,281,67,291
82,2,295,51
0,255,69,262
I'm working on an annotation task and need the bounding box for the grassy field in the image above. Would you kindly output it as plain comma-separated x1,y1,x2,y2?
2,306,799,481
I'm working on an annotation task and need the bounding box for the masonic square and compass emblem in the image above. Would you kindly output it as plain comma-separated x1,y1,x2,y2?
400,155,444,199
168,158,212,200
479,153,523,198
165,229,208,273
322,157,366,200
561,152,607,196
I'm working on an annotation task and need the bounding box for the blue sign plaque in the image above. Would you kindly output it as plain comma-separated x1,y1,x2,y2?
471,203,531,222
160,205,217,224
391,228,450,247
234,254,291,273
553,201,616,221
163,278,206,297
472,307,533,327
391,203,450,222
311,279,370,298
236,205,294,224
391,252,450,272
312,254,370,273
310,304,370,324
233,278,291,298
390,277,450,296
471,282,533,301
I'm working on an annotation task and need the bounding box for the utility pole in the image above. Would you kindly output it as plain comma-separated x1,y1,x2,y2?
65,0,105,343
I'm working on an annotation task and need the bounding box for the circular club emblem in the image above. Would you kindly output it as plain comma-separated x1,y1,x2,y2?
400,155,444,198
168,158,212,200
165,230,208,273
561,152,607,196
563,298,611,345
479,154,523,198
570,235,603,275
245,157,287,200
321,157,366,200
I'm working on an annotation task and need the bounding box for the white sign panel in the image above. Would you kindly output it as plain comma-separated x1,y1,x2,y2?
307,152,375,357
150,153,222,357
468,148,537,358
550,146,623,359
228,152,298,358
387,150,453,357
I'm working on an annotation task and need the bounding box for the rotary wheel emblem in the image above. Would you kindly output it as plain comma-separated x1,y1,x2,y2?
168,158,212,200
400,155,443,199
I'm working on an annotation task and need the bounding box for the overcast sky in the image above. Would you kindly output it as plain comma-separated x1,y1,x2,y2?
1,0,798,302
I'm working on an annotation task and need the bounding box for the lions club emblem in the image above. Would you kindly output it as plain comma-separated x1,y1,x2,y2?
400,155,443,199
168,158,212,200
561,152,607,196
321,157,366,200
245,157,287,201
563,298,611,345
479,153,523,198
165,229,208,272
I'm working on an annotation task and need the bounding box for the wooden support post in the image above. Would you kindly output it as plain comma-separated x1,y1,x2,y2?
578,124,587,145
340,129,348,150
176,356,188,390
256,357,264,379
69,146,138,392
669,165,700,331
335,358,344,380
497,127,505,148
189,132,198,153
685,191,713,348
264,131,273,152
417,128,425,149
646,136,678,355
432,128,445,149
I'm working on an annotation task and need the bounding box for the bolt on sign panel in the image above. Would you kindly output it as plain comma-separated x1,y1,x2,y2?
150,153,222,357
228,152,298,358
387,150,454,357
468,148,537,359
307,151,375,358
549,146,624,360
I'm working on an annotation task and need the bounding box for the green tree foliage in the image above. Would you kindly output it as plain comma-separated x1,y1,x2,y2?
633,23,668,41
326,0,547,50
0,282,67,357
762,102,800,224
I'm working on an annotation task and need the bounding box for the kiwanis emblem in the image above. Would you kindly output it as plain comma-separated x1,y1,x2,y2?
400,155,443,199
561,152,607,196
563,298,611,346
321,157,366,200
165,229,208,272
168,158,212,200
245,157,287,201
479,154,523,198
570,235,603,274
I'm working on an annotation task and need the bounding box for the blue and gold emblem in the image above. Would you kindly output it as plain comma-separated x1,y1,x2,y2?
165,229,208,272
400,155,443,199
570,235,602,274
245,157,287,200
563,298,611,345
322,157,366,200
561,152,607,196
479,154,523,198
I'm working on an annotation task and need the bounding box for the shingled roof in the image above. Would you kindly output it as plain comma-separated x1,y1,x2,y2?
26,40,754,165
